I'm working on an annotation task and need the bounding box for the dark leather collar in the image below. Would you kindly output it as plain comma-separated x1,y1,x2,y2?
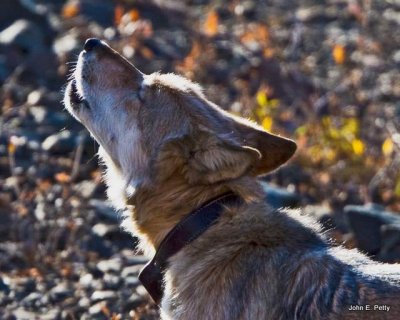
138,192,243,305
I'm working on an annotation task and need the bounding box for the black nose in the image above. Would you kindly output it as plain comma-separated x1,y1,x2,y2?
84,38,101,52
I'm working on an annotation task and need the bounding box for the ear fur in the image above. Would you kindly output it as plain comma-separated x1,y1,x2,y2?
153,117,296,184
231,116,297,176
153,132,261,185
186,135,261,184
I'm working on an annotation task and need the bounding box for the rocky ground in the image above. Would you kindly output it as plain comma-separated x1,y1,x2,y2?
0,0,399,319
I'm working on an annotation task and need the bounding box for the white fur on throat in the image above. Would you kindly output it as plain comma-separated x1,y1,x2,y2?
98,147,156,257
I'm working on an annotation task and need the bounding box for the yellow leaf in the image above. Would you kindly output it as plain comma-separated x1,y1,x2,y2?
382,138,394,156
262,116,273,131
324,148,337,162
333,45,346,64
352,139,365,155
255,105,265,119
395,178,400,197
322,116,332,127
203,10,219,36
328,127,340,139
8,142,16,155
256,91,267,107
342,118,359,135
269,99,280,108
295,125,307,136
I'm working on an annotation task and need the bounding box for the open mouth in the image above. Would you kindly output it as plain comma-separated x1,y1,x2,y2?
68,80,90,110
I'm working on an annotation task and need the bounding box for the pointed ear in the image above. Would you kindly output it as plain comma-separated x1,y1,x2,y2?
232,117,297,176
186,134,261,184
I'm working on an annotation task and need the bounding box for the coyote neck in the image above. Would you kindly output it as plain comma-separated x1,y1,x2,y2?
127,176,264,253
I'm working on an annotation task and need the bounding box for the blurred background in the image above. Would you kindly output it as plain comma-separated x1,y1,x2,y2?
0,0,399,319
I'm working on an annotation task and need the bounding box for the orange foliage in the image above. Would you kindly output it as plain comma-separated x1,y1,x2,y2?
203,10,219,36
129,9,140,22
100,304,111,317
332,45,346,64
140,47,154,59
263,47,274,58
178,41,201,73
240,24,269,45
28,268,42,279
114,4,124,25
55,172,71,183
38,179,52,192
62,3,80,18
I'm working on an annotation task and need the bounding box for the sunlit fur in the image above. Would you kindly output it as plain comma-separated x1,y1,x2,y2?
64,40,400,320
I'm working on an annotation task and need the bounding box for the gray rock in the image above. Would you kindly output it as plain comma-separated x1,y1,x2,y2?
124,276,140,289
81,233,113,258
143,30,190,60
0,277,10,294
296,6,340,23
0,208,12,241
102,274,121,290
12,308,38,320
92,223,134,250
49,282,72,303
123,293,146,311
42,130,76,153
79,0,115,27
136,285,149,297
26,90,44,105
261,182,301,209
0,55,9,81
92,223,118,238
89,199,119,222
34,201,46,221
21,292,42,308
97,258,122,273
121,265,144,278
29,106,47,123
29,105,71,127
0,19,44,52
79,296,91,308
41,309,62,320
73,180,98,199
91,290,117,303
234,1,256,19
124,255,148,266
345,204,400,255
393,50,400,63
14,278,36,300
79,273,94,288
88,301,106,317
0,0,49,30
53,33,79,57
378,224,400,262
